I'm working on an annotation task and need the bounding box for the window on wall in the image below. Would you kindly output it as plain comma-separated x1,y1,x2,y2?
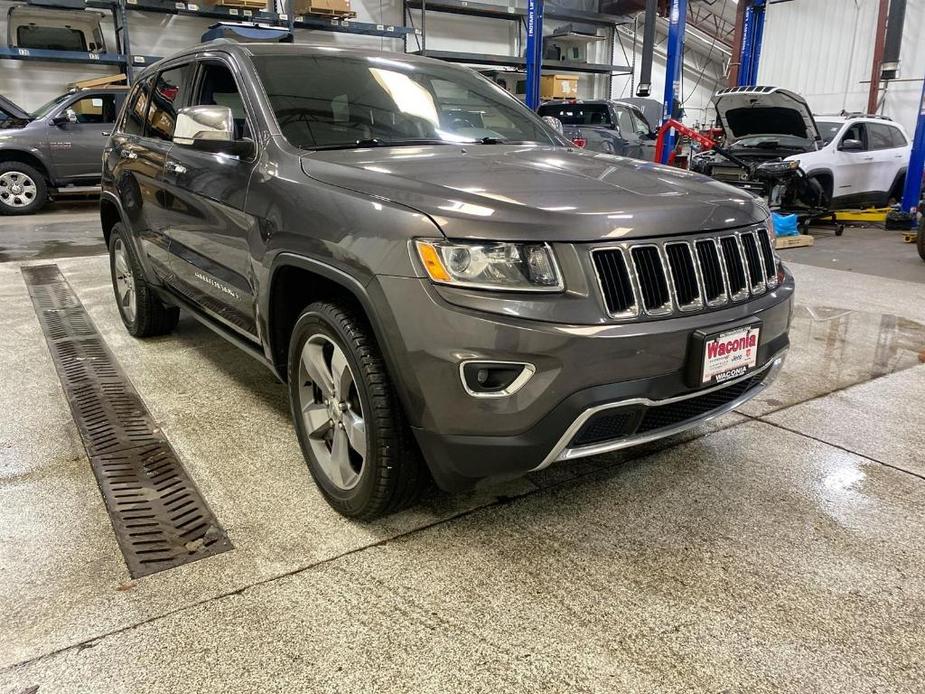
120,77,152,137
146,64,193,141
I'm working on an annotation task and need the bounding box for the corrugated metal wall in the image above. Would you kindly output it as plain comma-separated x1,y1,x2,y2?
758,0,924,135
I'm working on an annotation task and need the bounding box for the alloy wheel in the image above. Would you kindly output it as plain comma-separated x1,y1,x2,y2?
0,170,37,209
298,333,367,490
112,237,137,323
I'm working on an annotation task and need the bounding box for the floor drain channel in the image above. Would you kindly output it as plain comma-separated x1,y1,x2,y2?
22,264,232,578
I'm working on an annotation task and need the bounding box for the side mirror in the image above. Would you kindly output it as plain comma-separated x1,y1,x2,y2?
839,138,865,152
541,115,563,134
53,108,78,126
174,105,254,158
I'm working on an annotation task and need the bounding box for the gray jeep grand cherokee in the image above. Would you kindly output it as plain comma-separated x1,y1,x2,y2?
101,42,793,519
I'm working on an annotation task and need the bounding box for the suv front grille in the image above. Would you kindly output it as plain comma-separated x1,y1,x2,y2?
592,227,779,320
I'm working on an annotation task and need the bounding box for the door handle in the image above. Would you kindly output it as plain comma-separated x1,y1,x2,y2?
119,149,137,160
862,156,874,161
165,161,187,175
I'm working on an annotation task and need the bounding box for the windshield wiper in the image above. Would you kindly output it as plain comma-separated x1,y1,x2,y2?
306,138,456,151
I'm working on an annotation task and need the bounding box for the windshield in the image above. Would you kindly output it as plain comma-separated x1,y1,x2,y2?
815,120,843,145
31,93,72,119
252,54,561,149
537,103,612,127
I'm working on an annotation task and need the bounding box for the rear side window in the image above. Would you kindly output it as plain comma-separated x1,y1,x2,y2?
868,123,896,150
615,108,634,136
120,78,152,137
537,103,612,127
889,126,908,148
147,64,193,141
17,25,86,51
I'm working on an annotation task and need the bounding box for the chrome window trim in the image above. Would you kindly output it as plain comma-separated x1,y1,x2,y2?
533,350,787,470
458,360,536,398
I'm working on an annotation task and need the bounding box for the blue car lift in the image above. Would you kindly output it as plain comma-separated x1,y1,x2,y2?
658,0,687,163
524,0,544,110
900,77,925,224
737,0,766,87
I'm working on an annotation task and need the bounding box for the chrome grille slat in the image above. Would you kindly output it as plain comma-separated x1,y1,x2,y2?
593,227,779,320
739,231,766,294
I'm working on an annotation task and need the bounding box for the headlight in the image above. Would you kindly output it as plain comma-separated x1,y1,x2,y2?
755,159,801,178
415,239,563,292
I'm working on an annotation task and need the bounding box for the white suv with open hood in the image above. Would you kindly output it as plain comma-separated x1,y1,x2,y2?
692,86,911,210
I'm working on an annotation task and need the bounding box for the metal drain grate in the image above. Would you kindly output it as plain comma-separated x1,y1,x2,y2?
22,264,232,578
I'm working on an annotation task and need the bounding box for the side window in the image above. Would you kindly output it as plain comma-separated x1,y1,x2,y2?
147,63,193,141
615,108,634,136
66,94,118,124
889,126,908,148
868,123,895,150
120,77,153,137
630,109,651,135
841,123,867,150
194,62,250,140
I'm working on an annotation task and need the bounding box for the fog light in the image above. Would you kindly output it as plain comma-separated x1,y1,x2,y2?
460,361,536,397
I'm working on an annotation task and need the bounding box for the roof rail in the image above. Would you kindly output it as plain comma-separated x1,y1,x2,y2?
841,112,893,121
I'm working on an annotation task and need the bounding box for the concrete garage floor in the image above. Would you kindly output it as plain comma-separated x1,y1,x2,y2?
2,207,925,693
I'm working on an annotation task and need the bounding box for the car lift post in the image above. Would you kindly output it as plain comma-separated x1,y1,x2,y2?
525,0,544,110
899,77,925,224
659,0,688,164
737,0,766,87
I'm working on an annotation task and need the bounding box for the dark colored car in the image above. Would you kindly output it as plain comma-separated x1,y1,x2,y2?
101,42,793,519
537,99,657,160
0,87,126,214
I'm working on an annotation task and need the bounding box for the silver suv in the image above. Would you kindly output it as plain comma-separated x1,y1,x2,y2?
101,42,794,518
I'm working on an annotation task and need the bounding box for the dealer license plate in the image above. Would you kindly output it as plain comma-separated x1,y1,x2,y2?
701,325,761,384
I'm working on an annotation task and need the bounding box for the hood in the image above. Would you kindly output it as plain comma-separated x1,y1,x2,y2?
301,145,766,242
0,95,32,121
713,87,820,144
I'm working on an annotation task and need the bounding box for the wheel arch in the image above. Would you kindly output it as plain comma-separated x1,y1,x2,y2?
265,255,408,406
805,168,834,204
99,192,124,247
0,148,52,181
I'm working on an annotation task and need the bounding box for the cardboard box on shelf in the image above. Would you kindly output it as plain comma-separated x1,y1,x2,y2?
292,0,354,16
540,74,578,99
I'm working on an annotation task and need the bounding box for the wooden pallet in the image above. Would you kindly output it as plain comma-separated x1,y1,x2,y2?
210,0,267,9
297,6,356,18
775,234,814,250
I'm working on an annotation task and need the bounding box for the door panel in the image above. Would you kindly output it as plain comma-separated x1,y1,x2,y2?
867,123,907,201
160,150,258,336
830,123,870,205
48,93,121,181
155,59,260,338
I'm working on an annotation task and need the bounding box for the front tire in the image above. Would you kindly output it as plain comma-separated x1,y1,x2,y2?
108,223,179,337
0,162,48,215
288,301,428,519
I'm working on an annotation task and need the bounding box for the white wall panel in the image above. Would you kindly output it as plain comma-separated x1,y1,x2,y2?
758,0,924,135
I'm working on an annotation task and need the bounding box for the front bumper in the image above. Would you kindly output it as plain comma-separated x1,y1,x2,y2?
371,271,794,491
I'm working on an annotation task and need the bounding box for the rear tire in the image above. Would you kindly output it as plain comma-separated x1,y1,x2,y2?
288,301,428,519
0,162,48,215
108,223,179,337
